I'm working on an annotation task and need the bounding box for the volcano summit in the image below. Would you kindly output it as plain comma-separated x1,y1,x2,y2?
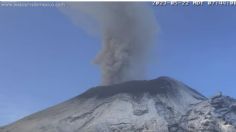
1,77,236,132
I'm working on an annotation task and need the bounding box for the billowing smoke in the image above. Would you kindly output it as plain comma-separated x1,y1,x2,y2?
60,2,157,85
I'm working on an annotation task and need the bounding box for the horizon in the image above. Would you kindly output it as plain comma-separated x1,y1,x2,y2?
1,2,236,126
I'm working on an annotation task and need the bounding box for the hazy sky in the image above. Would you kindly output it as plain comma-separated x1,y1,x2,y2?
0,2,236,126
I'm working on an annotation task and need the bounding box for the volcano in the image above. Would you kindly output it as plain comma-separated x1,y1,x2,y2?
1,76,236,132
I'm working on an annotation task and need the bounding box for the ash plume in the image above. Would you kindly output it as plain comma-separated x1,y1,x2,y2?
60,3,158,85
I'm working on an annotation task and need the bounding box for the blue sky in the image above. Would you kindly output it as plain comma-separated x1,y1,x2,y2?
0,3,236,126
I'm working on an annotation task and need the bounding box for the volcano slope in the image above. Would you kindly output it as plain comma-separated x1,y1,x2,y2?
1,77,236,132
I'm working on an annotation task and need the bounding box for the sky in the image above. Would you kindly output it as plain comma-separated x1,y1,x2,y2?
0,2,236,126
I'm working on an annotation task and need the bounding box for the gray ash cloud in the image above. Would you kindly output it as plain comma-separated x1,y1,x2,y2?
61,3,158,85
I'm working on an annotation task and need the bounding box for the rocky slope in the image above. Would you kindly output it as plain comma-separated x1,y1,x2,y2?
1,76,236,132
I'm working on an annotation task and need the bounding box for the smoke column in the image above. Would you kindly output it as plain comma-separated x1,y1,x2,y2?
61,3,158,85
